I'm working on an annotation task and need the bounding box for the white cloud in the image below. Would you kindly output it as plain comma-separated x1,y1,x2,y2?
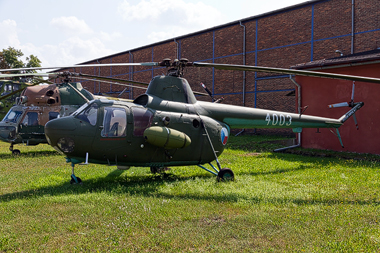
117,0,224,46
99,31,123,42
147,26,189,43
118,0,223,29
50,16,93,36
36,37,117,66
3,16,119,66
0,19,21,49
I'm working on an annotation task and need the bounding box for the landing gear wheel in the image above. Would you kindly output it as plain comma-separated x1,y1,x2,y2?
12,149,20,155
217,168,234,182
70,175,82,184
150,167,168,174
150,166,159,174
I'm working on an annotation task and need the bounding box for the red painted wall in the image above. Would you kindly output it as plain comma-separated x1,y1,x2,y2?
296,62,380,154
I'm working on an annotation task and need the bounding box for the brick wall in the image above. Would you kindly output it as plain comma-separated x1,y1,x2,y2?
60,0,379,136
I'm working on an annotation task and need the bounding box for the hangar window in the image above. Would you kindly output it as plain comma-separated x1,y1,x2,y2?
101,107,127,137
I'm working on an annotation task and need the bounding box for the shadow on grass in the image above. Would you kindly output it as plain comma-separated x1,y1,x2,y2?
226,134,295,152
1,165,379,207
0,150,59,159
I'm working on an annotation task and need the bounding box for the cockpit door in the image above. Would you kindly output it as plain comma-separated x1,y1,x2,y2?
18,110,44,141
92,106,129,155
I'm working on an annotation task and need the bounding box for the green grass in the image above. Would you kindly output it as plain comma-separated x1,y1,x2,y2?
0,135,380,252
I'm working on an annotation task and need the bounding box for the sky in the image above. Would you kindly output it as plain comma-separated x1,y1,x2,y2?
0,0,307,67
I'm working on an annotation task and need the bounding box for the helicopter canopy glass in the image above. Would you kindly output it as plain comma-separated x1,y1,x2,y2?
76,103,98,126
101,107,127,137
21,112,39,126
2,108,23,123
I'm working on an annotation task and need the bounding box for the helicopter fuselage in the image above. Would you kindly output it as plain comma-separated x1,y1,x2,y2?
45,99,230,168
0,82,94,152
0,104,58,145
45,75,353,170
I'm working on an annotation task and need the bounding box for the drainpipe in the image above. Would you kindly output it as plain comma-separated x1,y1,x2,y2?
239,21,246,106
174,39,179,59
351,0,355,54
96,60,101,94
290,75,302,115
129,51,134,99
236,21,246,137
274,75,302,152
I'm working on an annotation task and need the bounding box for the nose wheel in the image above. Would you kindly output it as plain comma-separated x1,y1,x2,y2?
9,144,20,155
70,163,82,184
70,174,82,184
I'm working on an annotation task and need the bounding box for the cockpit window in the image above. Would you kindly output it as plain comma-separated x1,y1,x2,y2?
132,107,153,136
22,112,39,126
76,103,98,126
71,100,95,116
49,112,59,120
101,107,127,137
2,109,23,123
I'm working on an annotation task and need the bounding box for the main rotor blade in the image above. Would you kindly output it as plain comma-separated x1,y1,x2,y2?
0,87,26,101
77,73,150,86
0,62,159,73
0,79,43,101
0,73,56,78
75,74,208,96
193,62,380,84
0,77,55,101
73,76,148,91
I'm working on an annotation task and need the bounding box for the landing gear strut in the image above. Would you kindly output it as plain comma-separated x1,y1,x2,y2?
9,143,20,155
70,163,82,184
197,121,235,181
197,163,235,181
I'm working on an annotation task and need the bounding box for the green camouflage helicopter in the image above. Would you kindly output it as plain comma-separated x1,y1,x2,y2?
0,78,94,154
0,70,202,155
0,80,32,119
1,59,375,182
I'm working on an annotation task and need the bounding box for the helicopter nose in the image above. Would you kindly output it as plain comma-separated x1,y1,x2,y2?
0,124,16,141
45,117,77,131
45,117,77,145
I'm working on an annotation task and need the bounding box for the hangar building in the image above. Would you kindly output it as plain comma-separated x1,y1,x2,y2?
63,0,380,154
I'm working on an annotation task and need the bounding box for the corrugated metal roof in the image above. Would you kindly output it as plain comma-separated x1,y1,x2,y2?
293,49,380,69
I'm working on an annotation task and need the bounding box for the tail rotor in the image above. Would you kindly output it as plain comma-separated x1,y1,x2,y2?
329,82,360,129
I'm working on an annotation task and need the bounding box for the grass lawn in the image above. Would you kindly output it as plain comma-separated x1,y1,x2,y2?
0,135,379,252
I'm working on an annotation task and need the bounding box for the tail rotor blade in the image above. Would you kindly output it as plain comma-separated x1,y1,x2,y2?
353,114,359,130
328,102,349,108
200,82,215,101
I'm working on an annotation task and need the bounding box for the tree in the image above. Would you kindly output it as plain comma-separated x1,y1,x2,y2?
0,47,42,82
